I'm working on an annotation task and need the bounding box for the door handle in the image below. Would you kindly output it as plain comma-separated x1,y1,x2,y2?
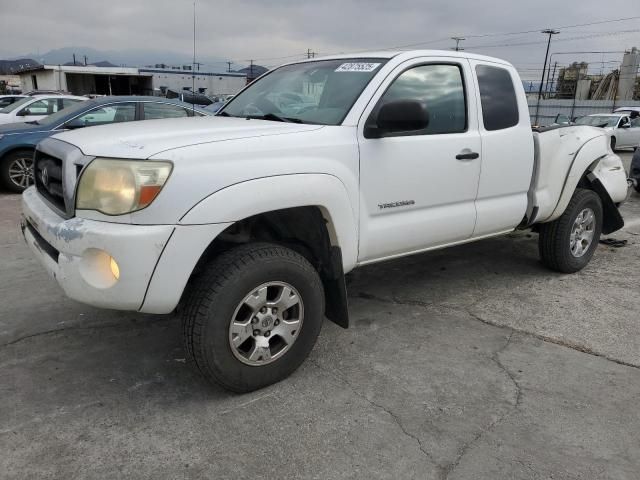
456,151,479,160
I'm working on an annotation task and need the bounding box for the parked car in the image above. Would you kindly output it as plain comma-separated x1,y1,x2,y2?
614,106,640,115
166,89,213,106
203,100,225,113
22,51,629,392
0,95,27,109
574,113,640,150
0,96,209,192
631,146,640,193
23,90,72,96
0,94,87,126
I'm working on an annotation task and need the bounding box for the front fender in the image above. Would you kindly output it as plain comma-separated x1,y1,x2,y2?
178,173,359,272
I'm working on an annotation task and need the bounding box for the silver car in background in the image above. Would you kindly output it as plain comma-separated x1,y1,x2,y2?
575,113,640,150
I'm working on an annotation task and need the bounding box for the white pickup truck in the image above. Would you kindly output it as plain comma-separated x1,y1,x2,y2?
22,51,629,392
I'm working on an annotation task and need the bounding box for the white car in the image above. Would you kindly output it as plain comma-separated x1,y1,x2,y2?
575,113,640,150
0,94,27,109
22,50,629,392
0,94,87,125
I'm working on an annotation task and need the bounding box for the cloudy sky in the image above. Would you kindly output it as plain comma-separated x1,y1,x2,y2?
1,0,639,80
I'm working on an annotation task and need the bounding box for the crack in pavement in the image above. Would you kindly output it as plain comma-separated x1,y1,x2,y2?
350,291,640,370
0,316,174,349
440,331,523,480
309,359,440,471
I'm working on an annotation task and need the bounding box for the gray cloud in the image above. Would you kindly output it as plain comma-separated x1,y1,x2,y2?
1,0,638,78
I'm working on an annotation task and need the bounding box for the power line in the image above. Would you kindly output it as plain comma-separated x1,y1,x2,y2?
460,15,640,39
465,28,640,49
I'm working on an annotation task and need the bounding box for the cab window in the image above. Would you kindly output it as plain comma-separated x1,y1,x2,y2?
369,63,467,135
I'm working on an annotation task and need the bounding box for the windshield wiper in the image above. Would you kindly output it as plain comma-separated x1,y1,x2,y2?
246,113,303,123
26,120,39,125
216,111,231,117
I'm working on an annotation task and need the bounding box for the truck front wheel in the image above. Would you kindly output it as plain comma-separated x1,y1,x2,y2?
181,242,325,392
538,188,603,273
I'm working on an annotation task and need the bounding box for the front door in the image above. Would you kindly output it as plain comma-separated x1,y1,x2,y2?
357,59,482,262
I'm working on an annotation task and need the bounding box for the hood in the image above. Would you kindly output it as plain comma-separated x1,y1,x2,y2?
50,116,324,158
0,121,52,135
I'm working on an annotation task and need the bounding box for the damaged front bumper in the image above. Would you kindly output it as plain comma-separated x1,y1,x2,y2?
21,187,174,311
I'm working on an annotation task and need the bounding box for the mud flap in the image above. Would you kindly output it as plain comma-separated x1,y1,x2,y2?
322,246,349,328
587,173,625,234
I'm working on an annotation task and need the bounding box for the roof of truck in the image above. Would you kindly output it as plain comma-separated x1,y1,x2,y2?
301,50,513,66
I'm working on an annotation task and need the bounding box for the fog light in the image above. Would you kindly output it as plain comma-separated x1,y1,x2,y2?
110,256,120,280
79,248,120,289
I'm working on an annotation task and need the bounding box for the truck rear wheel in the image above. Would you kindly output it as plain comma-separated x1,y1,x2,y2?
538,188,603,273
182,242,325,392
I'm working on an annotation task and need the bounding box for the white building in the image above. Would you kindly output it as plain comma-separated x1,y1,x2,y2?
140,67,247,98
18,64,247,97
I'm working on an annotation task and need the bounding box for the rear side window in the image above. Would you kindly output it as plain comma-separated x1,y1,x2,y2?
143,102,190,119
475,65,519,131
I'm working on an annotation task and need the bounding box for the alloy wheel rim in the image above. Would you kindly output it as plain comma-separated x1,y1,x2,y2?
570,208,595,258
228,281,304,366
8,157,34,189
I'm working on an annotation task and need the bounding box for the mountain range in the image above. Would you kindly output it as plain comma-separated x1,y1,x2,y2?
3,46,246,72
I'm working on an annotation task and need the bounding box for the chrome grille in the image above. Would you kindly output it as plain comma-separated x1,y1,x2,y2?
34,151,66,214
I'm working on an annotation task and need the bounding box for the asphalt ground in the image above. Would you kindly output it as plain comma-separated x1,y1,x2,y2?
1,152,639,479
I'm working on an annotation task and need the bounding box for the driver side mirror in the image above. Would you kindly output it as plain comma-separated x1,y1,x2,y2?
364,100,429,138
16,109,28,117
64,118,87,129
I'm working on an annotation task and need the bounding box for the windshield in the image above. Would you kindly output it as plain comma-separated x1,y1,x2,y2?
575,115,620,127
220,58,387,125
0,96,32,114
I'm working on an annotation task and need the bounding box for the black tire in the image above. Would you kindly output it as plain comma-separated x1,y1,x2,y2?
610,136,616,151
0,149,34,193
538,188,603,273
182,242,325,393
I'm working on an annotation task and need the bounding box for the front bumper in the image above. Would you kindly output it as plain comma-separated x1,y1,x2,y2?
22,188,233,313
22,187,175,311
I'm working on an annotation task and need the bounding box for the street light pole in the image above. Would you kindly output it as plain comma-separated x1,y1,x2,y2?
534,29,560,126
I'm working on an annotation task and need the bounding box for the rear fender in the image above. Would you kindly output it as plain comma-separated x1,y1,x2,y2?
546,135,626,222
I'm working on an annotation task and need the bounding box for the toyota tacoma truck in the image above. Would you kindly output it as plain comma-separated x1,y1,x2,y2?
21,51,630,392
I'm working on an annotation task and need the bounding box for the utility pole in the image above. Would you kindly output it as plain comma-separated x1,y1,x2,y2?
451,37,465,51
249,59,254,80
306,48,316,58
226,61,233,72
547,61,558,98
72,53,76,65
83,55,87,66
534,29,560,125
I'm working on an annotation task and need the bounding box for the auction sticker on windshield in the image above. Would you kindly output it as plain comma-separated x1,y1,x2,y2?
335,63,381,72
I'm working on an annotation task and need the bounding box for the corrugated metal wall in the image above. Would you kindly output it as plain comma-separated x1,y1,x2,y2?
528,99,640,125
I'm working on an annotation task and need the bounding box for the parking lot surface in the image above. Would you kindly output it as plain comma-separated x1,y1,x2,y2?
1,152,639,479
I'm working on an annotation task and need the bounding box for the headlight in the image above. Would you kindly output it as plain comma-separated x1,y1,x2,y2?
76,158,172,215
